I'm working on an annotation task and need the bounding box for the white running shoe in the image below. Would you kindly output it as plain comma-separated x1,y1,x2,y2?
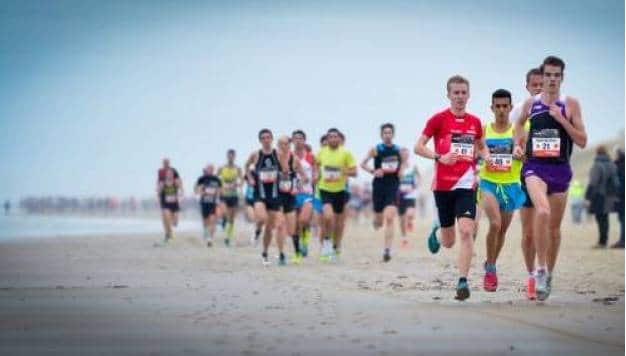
535,269,549,301
261,254,271,267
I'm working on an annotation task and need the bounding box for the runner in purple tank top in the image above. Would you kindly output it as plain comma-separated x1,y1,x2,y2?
513,56,587,301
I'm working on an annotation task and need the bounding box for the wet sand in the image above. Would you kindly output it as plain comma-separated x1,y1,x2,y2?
0,216,623,355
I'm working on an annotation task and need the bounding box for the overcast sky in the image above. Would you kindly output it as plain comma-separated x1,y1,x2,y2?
1,0,623,200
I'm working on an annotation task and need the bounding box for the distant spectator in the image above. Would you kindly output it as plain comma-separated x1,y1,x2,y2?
585,146,619,248
568,180,585,224
612,148,625,248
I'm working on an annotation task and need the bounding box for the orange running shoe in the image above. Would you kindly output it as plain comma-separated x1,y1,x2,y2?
526,276,536,300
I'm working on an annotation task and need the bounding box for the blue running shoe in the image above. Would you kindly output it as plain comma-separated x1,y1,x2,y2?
428,226,440,254
455,279,470,301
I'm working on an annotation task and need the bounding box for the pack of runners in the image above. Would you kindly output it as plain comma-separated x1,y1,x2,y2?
155,55,586,302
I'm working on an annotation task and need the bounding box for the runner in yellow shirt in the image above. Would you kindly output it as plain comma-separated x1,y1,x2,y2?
314,128,357,260
479,89,526,292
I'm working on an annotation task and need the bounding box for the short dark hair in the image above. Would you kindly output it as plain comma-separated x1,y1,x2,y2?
525,68,542,84
320,134,328,144
446,75,470,92
380,123,394,133
292,130,306,140
227,149,235,155
327,128,340,135
491,89,512,104
338,131,345,142
540,56,565,73
258,128,273,140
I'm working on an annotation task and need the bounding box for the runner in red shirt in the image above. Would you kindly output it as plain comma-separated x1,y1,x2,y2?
415,75,490,300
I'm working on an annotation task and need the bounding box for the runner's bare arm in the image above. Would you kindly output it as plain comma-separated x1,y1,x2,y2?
360,148,376,175
344,165,357,177
414,166,422,186
513,98,532,156
237,167,243,188
415,135,436,159
476,136,490,163
312,155,321,184
559,97,587,148
176,178,184,196
244,152,258,183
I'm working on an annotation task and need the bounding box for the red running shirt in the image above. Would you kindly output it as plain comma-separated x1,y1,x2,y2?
422,109,482,191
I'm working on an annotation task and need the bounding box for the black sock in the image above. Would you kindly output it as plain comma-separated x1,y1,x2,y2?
292,235,300,254
459,277,467,284
262,251,268,258
255,228,261,239
324,236,330,241
333,244,337,250
279,252,285,259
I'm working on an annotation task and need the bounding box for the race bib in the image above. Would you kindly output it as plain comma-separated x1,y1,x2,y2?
165,195,177,203
532,136,560,158
204,186,217,196
381,157,399,173
451,134,475,161
259,169,277,183
222,182,235,191
488,154,513,172
323,166,342,182
202,194,216,203
279,178,293,193
400,183,414,193
296,178,313,194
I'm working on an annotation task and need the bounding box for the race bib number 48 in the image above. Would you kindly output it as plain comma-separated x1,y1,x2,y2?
488,154,513,172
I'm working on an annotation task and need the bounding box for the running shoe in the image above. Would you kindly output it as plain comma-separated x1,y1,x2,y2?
278,254,287,266
535,269,549,301
382,250,391,263
546,275,552,296
291,253,303,265
320,239,332,262
300,233,310,257
206,239,213,247
455,280,470,301
261,253,271,267
249,233,256,246
331,249,341,263
427,226,440,254
526,276,536,300
483,272,497,292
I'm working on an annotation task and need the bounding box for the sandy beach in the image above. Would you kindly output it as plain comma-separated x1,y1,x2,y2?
0,215,623,355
